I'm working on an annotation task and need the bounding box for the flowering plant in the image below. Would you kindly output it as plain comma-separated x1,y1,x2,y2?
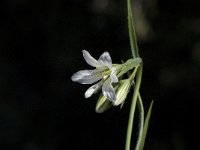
71,0,153,150
71,50,141,107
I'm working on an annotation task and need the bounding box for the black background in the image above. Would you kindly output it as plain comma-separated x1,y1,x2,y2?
0,0,200,150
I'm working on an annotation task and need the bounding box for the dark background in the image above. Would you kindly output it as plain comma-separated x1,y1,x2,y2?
0,0,200,150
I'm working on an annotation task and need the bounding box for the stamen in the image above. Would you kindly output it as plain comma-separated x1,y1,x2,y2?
102,70,111,80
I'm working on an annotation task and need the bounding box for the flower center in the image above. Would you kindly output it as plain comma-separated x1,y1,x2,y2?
102,69,111,80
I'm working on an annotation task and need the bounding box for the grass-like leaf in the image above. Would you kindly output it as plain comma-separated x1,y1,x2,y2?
138,100,154,150
135,93,144,150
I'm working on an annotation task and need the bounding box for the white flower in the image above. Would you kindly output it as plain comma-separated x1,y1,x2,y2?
71,50,118,101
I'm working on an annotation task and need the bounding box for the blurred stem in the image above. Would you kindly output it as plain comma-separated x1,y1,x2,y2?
125,64,143,150
127,0,139,58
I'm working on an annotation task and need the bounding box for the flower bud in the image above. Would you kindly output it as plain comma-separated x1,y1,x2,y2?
95,95,112,113
113,79,131,106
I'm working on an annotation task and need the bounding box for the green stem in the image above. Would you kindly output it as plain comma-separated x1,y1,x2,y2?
125,64,143,150
129,66,138,80
127,0,139,58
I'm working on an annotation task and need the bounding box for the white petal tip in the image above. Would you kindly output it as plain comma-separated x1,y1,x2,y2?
84,82,102,98
103,91,116,102
71,74,77,82
82,50,102,67
84,90,93,98
98,51,112,68
82,49,87,54
84,94,90,99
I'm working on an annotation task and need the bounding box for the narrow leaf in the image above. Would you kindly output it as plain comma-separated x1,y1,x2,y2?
134,93,144,150
139,100,154,150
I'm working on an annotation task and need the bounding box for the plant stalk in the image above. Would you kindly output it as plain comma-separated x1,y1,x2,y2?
125,64,143,150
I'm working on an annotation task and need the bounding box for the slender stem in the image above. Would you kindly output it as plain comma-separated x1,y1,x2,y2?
125,88,137,150
129,66,138,80
125,64,143,150
127,0,139,58
126,0,144,149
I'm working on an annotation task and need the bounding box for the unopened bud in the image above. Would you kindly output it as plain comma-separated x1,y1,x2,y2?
95,95,112,113
113,79,131,106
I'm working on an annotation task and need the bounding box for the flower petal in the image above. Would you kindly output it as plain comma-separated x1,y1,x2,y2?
98,52,112,69
102,79,116,101
110,73,118,83
82,50,103,67
71,70,103,84
71,70,91,81
84,80,103,98
110,68,118,83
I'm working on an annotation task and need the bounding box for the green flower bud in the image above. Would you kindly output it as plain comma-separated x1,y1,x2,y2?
113,79,131,106
95,94,112,113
